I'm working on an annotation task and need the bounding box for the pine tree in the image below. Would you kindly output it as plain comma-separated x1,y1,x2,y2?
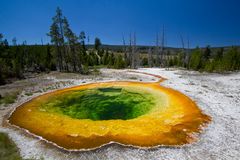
0,34,5,84
108,53,115,67
48,7,67,71
222,47,240,71
114,54,125,69
203,45,211,60
189,47,203,70
48,16,62,71
63,16,79,72
102,50,109,65
94,37,101,51
79,31,86,50
215,48,224,60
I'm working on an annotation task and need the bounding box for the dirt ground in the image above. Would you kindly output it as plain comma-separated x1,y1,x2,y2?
0,68,239,160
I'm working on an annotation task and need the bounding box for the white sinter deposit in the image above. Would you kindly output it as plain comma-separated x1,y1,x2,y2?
0,68,239,160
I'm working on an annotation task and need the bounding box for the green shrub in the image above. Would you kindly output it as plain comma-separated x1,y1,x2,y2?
0,91,19,105
0,132,22,160
82,65,89,75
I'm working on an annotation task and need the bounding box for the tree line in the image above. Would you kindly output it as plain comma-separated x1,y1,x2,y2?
47,7,127,72
0,34,126,85
164,46,240,72
0,7,240,85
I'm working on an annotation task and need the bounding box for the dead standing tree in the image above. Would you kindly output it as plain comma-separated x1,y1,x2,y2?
154,26,165,67
148,48,153,67
131,33,135,68
186,38,190,68
160,26,165,67
180,34,185,50
155,33,160,67
125,32,138,69
127,33,132,68
180,35,190,67
122,35,129,67
131,32,139,68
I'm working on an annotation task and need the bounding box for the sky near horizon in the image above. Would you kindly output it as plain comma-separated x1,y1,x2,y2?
0,0,240,47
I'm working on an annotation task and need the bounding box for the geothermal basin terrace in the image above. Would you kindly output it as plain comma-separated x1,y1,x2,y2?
8,72,210,151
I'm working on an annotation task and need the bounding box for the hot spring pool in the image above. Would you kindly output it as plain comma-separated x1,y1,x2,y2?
8,77,210,151
42,87,158,121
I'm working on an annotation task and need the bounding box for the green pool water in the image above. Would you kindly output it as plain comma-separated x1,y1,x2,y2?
40,87,156,120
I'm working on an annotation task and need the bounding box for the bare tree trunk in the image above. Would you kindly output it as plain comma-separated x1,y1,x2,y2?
131,32,139,69
148,48,153,67
128,33,132,68
160,26,165,67
186,37,190,68
131,33,135,69
133,32,139,68
180,35,185,50
122,35,128,67
155,33,160,67
180,34,186,66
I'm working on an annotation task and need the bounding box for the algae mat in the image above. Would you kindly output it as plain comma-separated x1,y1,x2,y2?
8,75,210,151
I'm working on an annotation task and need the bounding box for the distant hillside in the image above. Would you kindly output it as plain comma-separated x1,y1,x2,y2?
86,44,240,55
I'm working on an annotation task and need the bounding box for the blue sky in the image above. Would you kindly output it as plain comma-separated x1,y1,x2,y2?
0,0,240,47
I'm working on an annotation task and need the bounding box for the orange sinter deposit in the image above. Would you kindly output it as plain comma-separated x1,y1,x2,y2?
8,73,211,151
